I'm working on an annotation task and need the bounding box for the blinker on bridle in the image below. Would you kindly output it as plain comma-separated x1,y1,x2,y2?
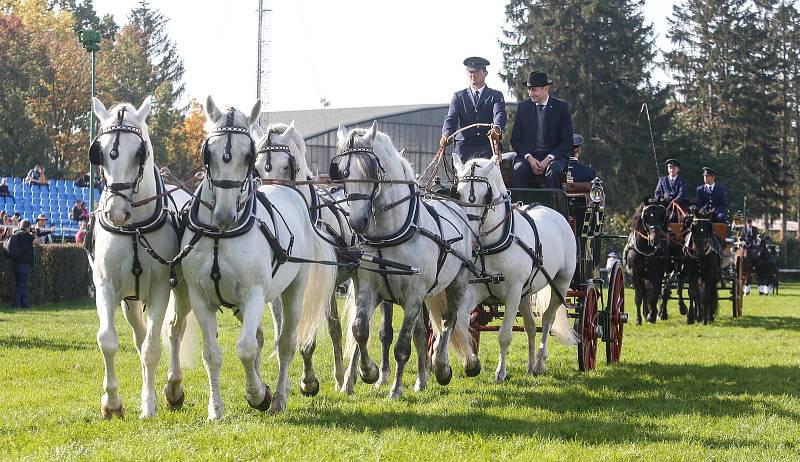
258,129,298,181
92,106,149,202
204,108,256,190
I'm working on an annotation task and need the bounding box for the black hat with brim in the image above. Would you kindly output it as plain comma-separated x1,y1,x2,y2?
665,158,681,167
702,166,718,176
523,71,553,87
464,56,490,71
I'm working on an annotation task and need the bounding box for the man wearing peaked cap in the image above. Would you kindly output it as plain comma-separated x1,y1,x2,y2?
654,158,687,222
567,133,597,182
511,71,574,188
696,166,728,222
441,57,507,162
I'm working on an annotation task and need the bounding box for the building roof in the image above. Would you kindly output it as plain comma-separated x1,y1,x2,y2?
262,104,448,139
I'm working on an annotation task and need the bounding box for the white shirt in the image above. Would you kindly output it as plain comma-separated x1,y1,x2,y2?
469,84,486,104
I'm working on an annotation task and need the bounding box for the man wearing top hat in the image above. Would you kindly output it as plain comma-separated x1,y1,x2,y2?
696,167,728,222
511,71,574,189
654,158,687,222
441,57,507,162
567,134,597,182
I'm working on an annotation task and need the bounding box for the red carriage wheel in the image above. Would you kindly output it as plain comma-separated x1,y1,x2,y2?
605,264,625,364
577,286,598,371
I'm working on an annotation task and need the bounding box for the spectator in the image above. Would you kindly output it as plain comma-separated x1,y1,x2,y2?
94,171,106,191
0,178,14,203
75,220,88,245
75,172,91,188
24,163,48,188
71,200,83,221
7,219,38,308
34,214,53,244
0,210,9,239
11,212,20,227
80,201,90,221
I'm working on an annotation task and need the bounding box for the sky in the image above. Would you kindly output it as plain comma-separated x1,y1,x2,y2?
92,0,677,112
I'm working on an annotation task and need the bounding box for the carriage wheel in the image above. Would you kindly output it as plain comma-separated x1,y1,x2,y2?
605,264,625,364
733,259,744,318
577,287,598,372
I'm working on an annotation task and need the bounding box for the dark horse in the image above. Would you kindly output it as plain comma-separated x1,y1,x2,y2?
624,199,669,325
683,209,720,325
734,235,763,297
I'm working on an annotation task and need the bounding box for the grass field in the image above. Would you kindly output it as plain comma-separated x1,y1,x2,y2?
1,284,799,461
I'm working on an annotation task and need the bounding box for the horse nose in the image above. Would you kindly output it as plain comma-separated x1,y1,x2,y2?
213,210,236,230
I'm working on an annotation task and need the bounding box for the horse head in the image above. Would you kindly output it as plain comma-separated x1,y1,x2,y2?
451,154,507,236
202,95,260,230
90,96,153,227
640,198,668,247
253,120,310,182
687,208,714,256
331,121,411,235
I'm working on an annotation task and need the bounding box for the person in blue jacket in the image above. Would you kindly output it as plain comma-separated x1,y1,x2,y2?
441,57,507,162
696,166,728,222
510,71,574,188
654,158,687,222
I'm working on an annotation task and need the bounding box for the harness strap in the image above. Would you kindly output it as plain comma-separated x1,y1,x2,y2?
514,206,569,307
124,236,144,302
419,201,449,292
211,237,235,309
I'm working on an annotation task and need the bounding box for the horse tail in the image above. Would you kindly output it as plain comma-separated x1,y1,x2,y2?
533,286,580,346
297,235,338,350
162,291,200,368
342,282,358,360
425,292,473,363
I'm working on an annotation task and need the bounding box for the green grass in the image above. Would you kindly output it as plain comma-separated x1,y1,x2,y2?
1,284,799,461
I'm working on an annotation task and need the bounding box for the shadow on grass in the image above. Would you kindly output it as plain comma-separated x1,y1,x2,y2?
717,315,800,331
0,334,95,351
283,362,800,446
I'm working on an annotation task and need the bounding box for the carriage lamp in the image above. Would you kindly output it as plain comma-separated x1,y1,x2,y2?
589,177,604,203
732,212,744,227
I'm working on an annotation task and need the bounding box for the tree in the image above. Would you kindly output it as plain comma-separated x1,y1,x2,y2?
164,99,206,180
500,0,670,211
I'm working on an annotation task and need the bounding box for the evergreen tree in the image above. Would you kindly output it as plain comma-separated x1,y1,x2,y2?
501,0,669,211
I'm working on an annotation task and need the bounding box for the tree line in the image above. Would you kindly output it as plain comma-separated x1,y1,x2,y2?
501,0,800,241
0,0,205,181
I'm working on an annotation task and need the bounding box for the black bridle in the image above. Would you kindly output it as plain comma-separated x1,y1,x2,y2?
91,107,148,205
258,131,299,181
329,131,389,208
450,162,508,224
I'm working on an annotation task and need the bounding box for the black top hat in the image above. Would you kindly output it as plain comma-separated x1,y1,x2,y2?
702,166,718,176
463,57,490,71
572,134,584,147
523,71,553,87
665,158,681,167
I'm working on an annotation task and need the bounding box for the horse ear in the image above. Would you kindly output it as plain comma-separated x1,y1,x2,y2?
251,122,265,140
365,120,378,143
249,99,262,127
137,96,153,120
92,97,110,120
452,153,464,173
283,123,296,143
482,155,499,173
205,95,222,123
337,124,348,143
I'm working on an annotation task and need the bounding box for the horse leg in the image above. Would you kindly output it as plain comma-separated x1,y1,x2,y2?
533,276,570,375
390,297,424,400
235,289,271,412
633,277,644,325
376,300,393,387
268,297,283,350
299,335,320,397
165,282,191,411
495,286,523,383
352,290,380,386
328,291,345,389
518,294,538,376
412,310,429,392
120,299,147,355
658,281,671,320
269,280,304,414
96,285,124,419
138,280,171,419
678,276,688,315
187,287,224,420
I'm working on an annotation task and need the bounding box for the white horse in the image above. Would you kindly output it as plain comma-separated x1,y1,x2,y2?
252,121,398,389
450,155,579,380
179,96,337,419
88,96,193,419
336,122,480,399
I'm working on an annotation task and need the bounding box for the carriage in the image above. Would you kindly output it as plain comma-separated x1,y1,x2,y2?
465,153,627,371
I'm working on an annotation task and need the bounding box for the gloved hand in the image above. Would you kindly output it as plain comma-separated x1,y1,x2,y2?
439,135,450,147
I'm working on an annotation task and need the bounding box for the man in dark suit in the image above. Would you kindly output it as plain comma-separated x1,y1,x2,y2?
441,57,507,162
511,71,573,188
696,167,728,222
740,218,759,242
567,134,597,182
654,158,687,222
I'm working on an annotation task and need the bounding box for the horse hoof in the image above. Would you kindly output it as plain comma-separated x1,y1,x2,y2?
100,403,124,419
658,310,668,321
165,391,185,411
360,364,379,385
249,384,272,411
636,318,642,326
435,365,452,386
465,359,481,377
300,377,320,397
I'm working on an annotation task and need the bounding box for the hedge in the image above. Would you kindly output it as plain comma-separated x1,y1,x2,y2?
1,244,90,305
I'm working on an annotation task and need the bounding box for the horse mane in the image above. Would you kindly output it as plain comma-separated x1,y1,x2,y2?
629,202,646,233
339,127,415,181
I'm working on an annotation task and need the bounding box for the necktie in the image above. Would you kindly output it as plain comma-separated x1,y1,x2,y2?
537,104,545,112
474,90,480,105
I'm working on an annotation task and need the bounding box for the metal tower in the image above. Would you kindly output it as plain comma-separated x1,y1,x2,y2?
257,0,272,126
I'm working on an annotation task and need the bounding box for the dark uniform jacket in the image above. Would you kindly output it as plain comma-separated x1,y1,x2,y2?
511,96,573,163
696,184,726,212
442,86,506,160
568,157,597,182
654,175,687,203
